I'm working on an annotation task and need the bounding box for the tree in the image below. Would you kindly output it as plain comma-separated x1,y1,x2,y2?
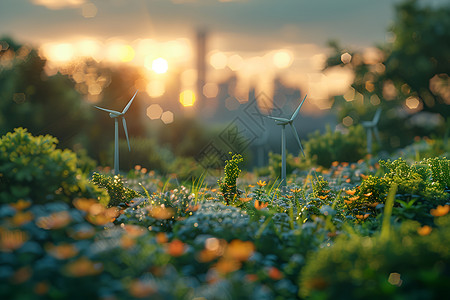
325,0,450,149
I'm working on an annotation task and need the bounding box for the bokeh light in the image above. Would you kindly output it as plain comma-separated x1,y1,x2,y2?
203,82,219,98
210,51,227,70
179,90,196,107
273,50,293,69
161,111,174,124
405,96,420,110
342,116,353,126
341,52,352,64
146,104,163,120
228,54,244,71
152,58,168,74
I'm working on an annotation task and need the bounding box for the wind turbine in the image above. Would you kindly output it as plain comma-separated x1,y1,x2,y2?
361,108,381,155
265,95,307,186
94,90,138,174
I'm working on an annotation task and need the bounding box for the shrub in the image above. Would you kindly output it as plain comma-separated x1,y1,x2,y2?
218,153,243,205
0,128,102,204
299,217,450,299
304,125,367,167
91,172,141,207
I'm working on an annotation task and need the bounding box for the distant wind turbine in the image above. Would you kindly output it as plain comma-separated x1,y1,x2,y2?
265,95,307,186
361,108,381,155
94,90,138,174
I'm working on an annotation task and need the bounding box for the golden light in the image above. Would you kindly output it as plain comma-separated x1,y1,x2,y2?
44,43,74,62
76,39,101,59
273,50,293,69
342,116,353,126
210,51,227,69
405,96,420,110
341,52,352,64
146,80,165,98
203,82,219,98
82,3,97,18
119,45,135,62
152,58,168,74
146,104,163,120
161,111,174,124
228,54,244,71
179,90,196,107
106,43,134,62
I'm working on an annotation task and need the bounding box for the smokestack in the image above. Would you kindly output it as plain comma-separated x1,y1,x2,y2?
196,29,207,108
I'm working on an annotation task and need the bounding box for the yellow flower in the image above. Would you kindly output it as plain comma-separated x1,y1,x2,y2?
256,180,267,187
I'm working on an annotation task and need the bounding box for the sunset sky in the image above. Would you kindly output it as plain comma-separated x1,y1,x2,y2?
1,0,445,113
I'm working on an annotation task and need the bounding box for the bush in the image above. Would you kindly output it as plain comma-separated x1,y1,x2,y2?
304,125,367,167
91,172,141,207
0,128,102,204
299,216,450,299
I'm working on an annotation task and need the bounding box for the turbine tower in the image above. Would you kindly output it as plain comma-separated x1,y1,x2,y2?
361,108,382,155
94,90,138,174
265,95,307,186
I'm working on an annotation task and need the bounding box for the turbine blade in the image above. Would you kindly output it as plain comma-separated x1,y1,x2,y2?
266,116,290,123
94,106,121,114
122,90,139,114
122,117,131,151
289,123,305,157
290,94,307,121
373,108,382,124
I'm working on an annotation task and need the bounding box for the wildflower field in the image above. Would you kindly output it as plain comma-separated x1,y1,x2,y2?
1,128,449,300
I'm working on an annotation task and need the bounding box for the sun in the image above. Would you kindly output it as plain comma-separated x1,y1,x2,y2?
152,57,169,74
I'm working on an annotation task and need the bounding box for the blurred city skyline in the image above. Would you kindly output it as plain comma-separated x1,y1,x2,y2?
1,0,447,116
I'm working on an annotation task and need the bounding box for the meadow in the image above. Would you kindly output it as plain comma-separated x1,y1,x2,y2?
0,128,449,300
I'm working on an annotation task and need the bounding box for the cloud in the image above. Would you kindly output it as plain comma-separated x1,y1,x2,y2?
30,0,87,10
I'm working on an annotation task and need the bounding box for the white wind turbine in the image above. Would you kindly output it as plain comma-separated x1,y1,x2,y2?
94,90,138,174
265,95,307,186
361,108,381,155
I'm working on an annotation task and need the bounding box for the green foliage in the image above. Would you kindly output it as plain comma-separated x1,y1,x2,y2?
299,217,450,299
0,128,101,204
423,156,450,189
304,125,367,167
218,153,243,205
91,172,141,207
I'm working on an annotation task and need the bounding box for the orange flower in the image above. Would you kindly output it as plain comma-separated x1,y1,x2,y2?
248,185,255,188
290,188,302,193
0,228,28,251
344,200,352,205
10,199,31,211
360,174,369,180
214,258,241,274
256,180,267,187
73,198,98,212
254,200,269,210
364,192,373,197
166,239,185,257
36,211,71,230
120,235,136,249
122,224,146,237
430,205,449,217
225,240,254,261
349,196,360,201
346,178,351,183
317,195,328,200
155,232,168,244
148,206,174,220
368,202,379,208
341,162,349,167
417,225,432,236
65,257,103,277
331,161,339,167
46,243,79,260
12,211,34,226
345,189,356,195
128,279,155,298
356,213,370,220
268,267,283,280
239,197,253,203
